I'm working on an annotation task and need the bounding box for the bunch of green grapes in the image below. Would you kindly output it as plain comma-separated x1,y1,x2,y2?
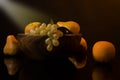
29,23,63,51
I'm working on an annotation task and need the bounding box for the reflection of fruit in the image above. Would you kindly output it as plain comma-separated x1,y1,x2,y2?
4,58,21,75
80,37,87,50
57,21,80,33
92,67,112,80
24,22,41,34
3,35,19,55
68,55,87,69
92,41,116,63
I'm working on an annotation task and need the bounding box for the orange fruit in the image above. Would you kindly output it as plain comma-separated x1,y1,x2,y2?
24,22,41,34
57,21,80,33
92,41,116,63
3,35,19,55
80,37,87,50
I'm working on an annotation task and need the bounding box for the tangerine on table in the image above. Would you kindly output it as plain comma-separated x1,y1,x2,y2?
92,41,116,63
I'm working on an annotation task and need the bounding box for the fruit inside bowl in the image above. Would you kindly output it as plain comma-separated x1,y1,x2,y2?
3,21,87,70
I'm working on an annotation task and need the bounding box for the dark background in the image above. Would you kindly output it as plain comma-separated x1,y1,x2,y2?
0,0,120,80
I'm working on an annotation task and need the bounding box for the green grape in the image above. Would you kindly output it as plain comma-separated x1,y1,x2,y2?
50,28,57,33
51,24,58,29
46,24,52,31
52,33,59,39
40,30,47,36
57,30,63,37
35,27,41,34
47,31,53,37
50,24,58,33
45,38,52,45
30,29,36,34
52,39,59,47
39,23,46,30
47,44,53,51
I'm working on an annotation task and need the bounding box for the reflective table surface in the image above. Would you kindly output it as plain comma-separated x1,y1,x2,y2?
1,50,120,80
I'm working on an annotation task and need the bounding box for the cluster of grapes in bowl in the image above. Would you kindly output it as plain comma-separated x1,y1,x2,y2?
27,23,68,51
24,21,80,52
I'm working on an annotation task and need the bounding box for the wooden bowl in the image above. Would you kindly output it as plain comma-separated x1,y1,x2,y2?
16,34,85,61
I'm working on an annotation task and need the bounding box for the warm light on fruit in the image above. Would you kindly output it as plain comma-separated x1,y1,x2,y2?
80,37,87,50
92,41,116,63
57,21,80,33
3,35,19,55
24,22,41,34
